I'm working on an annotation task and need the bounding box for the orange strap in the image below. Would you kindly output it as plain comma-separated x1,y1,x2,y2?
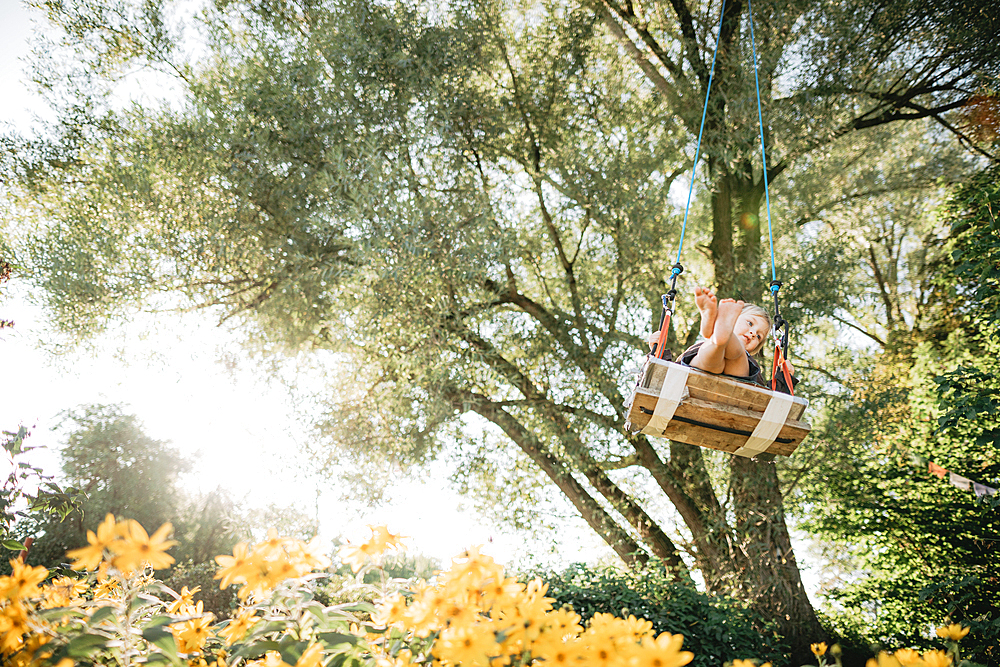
654,312,672,359
771,343,795,395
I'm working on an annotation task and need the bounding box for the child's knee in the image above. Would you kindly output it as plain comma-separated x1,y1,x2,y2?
723,357,750,377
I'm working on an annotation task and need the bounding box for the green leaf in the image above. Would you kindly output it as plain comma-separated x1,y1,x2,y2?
334,601,375,614
66,633,110,657
88,604,118,626
279,641,310,665
318,631,358,647
37,606,88,623
1,539,25,550
232,639,282,660
142,625,179,661
145,614,174,627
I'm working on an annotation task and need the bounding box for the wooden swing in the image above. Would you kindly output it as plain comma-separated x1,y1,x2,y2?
624,0,811,457
623,354,810,457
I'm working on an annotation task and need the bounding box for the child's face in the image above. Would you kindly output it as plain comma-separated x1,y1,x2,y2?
734,314,769,355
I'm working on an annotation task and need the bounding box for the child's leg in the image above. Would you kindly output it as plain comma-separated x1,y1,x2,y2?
694,286,717,339
719,299,750,377
689,299,750,376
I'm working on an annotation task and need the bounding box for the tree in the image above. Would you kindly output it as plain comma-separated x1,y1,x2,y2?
16,404,193,568
13,403,322,570
789,166,1000,664
3,0,995,654
1,426,82,552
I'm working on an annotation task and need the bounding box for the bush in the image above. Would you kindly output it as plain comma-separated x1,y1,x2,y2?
526,561,789,667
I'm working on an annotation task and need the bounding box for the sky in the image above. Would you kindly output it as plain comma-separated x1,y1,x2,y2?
0,0,608,568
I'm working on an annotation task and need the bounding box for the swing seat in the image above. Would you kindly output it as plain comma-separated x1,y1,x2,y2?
624,356,810,457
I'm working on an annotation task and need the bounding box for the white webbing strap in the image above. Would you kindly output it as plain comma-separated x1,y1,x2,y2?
640,364,690,436
734,391,794,457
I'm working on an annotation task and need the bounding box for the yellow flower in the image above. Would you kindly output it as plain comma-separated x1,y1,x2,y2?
251,651,290,667
367,525,407,552
264,555,308,589
377,649,416,667
544,608,583,640
171,601,214,652
67,513,120,571
534,636,582,665
619,615,654,641
215,542,252,589
6,632,51,667
373,592,409,628
867,652,901,667
635,632,694,667
436,623,500,667
109,521,177,573
921,651,952,667
581,637,619,667
481,575,523,608
295,643,325,667
218,606,259,645
256,529,290,560
93,578,121,601
0,599,30,653
168,585,202,614
339,544,375,574
245,648,323,667
812,643,828,658
340,525,406,573
893,649,922,667
935,624,969,642
286,537,332,571
3,559,49,600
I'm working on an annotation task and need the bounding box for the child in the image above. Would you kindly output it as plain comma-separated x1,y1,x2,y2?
648,286,795,389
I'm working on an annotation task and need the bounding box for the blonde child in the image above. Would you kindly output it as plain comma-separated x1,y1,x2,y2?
648,286,795,388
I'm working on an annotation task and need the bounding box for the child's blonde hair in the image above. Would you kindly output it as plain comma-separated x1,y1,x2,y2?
741,303,772,356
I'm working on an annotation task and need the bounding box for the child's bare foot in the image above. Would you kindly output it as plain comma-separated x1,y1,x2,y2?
711,298,744,348
694,286,717,339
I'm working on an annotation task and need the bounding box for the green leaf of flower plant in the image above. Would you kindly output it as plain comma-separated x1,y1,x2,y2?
232,639,282,661
88,605,117,626
67,633,110,657
319,632,358,647
142,625,180,661
146,614,174,627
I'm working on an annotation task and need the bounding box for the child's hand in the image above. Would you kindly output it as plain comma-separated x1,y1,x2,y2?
647,331,662,349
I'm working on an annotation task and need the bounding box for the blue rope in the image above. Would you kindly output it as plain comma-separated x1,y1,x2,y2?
674,0,728,274
746,0,778,290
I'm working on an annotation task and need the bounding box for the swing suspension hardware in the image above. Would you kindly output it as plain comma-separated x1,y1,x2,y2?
769,281,794,392
653,264,684,360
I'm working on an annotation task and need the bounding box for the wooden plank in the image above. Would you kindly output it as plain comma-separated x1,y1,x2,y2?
661,422,799,457
685,374,807,421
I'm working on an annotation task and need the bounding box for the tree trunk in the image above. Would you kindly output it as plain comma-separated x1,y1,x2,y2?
729,457,825,662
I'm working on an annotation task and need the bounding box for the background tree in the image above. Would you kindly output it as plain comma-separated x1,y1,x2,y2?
10,403,323,569
14,404,192,568
789,165,1000,664
2,0,996,656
